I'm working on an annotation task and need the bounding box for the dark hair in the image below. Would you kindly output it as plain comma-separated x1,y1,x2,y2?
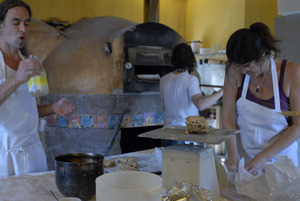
171,43,196,73
226,22,280,66
0,0,31,24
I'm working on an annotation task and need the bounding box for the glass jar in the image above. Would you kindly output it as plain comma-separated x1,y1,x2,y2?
27,55,49,97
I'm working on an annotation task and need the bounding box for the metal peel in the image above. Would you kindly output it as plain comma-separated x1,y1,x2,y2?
50,190,59,201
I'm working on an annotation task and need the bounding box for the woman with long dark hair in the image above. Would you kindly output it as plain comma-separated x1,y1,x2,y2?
223,22,300,174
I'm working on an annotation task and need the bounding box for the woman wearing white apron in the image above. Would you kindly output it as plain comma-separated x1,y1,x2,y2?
0,0,76,177
223,22,300,174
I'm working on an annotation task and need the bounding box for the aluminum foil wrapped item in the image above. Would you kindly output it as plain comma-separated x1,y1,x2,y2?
161,182,212,201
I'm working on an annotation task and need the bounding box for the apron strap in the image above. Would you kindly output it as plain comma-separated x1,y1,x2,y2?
0,50,6,83
270,56,280,111
241,75,250,98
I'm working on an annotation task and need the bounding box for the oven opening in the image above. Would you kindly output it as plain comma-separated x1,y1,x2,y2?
134,65,173,77
120,125,163,154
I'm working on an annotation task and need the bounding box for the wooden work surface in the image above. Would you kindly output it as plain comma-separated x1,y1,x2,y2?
138,126,239,145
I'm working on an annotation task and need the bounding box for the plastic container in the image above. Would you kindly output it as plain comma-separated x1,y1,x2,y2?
27,55,49,97
96,171,165,201
190,40,202,54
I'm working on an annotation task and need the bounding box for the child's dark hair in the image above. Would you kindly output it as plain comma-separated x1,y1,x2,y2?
171,43,196,73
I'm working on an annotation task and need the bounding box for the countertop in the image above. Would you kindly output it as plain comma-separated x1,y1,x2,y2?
0,171,85,201
0,148,251,201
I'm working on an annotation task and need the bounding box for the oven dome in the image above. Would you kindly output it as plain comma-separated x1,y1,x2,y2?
43,16,136,95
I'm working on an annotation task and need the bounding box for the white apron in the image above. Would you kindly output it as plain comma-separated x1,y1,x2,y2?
236,57,298,166
0,51,48,177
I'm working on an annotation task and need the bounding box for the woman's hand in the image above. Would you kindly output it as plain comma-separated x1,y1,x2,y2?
52,98,76,118
225,157,239,172
245,153,268,175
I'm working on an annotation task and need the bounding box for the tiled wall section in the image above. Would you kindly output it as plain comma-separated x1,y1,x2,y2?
46,112,165,128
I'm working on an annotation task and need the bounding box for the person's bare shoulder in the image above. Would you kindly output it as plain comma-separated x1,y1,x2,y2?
283,60,300,96
284,60,300,80
225,65,243,88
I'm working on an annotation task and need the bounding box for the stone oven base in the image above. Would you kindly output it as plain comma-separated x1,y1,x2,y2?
40,93,164,170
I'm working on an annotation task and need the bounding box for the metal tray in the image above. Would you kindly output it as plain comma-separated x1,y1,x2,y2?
138,126,239,144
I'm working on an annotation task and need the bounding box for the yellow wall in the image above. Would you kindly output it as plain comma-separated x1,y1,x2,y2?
185,0,245,49
183,0,278,49
22,0,278,50
245,0,279,33
25,0,144,23
160,0,187,38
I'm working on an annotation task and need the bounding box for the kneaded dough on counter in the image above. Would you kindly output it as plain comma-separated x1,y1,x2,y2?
117,156,138,163
104,158,116,168
105,156,139,171
117,156,139,171
118,161,139,171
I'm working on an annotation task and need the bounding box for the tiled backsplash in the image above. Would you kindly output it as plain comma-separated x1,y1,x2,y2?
46,112,165,128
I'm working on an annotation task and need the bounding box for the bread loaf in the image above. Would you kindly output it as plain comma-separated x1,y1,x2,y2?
185,116,209,134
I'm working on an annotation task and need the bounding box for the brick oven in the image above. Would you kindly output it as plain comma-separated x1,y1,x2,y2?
24,14,186,170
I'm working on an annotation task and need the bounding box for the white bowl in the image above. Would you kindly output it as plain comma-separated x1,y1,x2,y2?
96,171,165,201
59,198,81,201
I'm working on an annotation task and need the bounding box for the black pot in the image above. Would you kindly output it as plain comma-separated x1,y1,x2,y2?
55,153,104,201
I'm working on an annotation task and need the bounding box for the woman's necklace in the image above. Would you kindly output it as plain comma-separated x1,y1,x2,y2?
255,64,271,93
256,75,266,93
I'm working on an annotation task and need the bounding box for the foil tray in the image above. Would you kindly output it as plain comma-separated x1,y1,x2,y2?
138,126,239,145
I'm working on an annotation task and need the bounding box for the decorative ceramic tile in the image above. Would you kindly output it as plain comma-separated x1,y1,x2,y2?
143,112,155,126
56,115,68,128
81,114,94,128
132,113,144,127
93,114,108,128
121,113,133,128
68,114,81,128
155,112,165,125
46,114,57,127
45,112,165,129
108,114,121,129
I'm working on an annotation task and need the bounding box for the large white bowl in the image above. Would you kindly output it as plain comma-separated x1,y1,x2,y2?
59,197,81,201
96,171,165,201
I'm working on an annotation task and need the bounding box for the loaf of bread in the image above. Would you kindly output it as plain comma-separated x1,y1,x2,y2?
185,116,209,134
